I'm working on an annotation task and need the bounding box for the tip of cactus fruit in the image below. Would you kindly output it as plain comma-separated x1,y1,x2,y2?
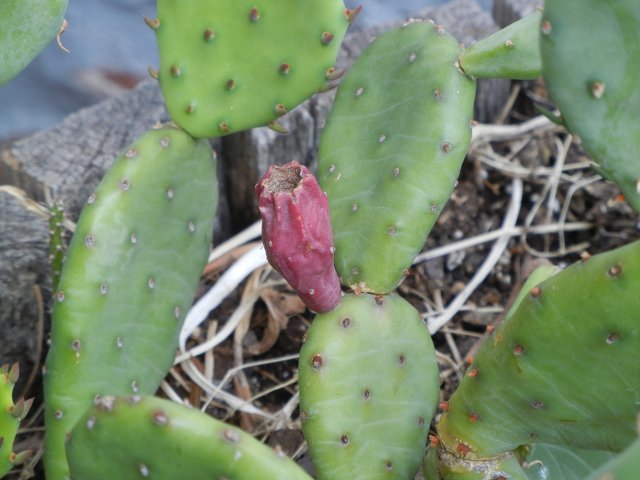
258,162,303,194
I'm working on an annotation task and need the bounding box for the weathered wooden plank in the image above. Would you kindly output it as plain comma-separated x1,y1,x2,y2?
0,189,49,379
0,79,169,219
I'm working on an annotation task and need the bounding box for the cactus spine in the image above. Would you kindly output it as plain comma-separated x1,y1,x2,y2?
43,127,218,479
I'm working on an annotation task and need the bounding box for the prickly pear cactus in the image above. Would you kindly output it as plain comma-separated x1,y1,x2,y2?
0,363,33,477
49,200,67,292
458,10,542,80
43,127,218,480
153,0,351,138
318,20,476,294
540,0,640,212
436,240,640,462
299,293,439,479
0,0,68,86
66,395,311,480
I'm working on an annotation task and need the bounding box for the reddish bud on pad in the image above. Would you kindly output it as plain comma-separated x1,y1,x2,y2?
256,161,341,312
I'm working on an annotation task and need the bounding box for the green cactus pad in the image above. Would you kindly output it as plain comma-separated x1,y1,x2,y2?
43,127,218,480
299,293,440,479
584,436,640,480
540,0,640,211
458,10,542,80
0,364,32,477
0,0,68,86
523,444,615,480
66,395,311,480
154,0,349,138
49,200,67,293
318,21,476,294
438,240,640,459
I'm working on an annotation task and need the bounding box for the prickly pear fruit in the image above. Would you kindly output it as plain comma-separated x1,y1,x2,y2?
153,0,350,138
43,127,218,480
49,200,67,292
458,10,542,80
437,240,640,460
318,20,476,294
0,363,33,477
256,161,341,312
540,0,640,212
66,395,311,480
299,293,439,479
0,0,68,86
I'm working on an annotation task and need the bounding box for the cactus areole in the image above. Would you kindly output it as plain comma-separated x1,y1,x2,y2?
256,161,341,313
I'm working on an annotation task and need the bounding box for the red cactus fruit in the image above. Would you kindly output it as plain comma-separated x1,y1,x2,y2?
256,161,341,312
